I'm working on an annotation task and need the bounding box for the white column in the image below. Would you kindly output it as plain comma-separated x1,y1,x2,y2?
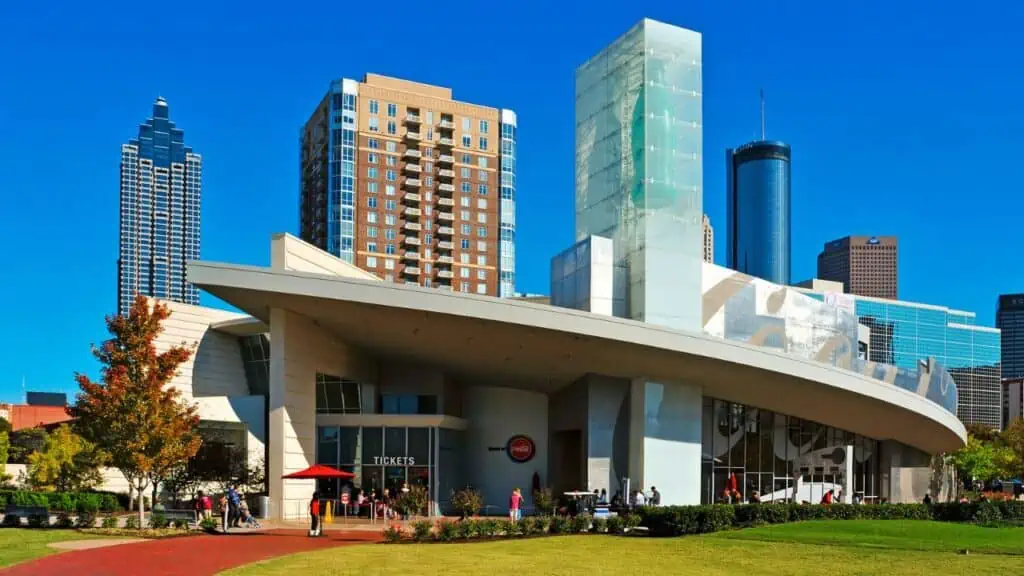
628,380,702,505
844,445,854,503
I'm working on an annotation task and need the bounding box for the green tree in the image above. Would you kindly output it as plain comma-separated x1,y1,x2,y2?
7,428,47,464
0,416,11,435
73,295,202,528
0,431,11,484
1000,418,1024,478
26,425,107,492
949,436,1005,483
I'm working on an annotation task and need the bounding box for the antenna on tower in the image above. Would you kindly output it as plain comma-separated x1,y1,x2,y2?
759,89,766,140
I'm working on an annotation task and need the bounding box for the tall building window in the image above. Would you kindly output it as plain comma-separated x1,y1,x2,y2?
387,103,397,117
479,137,488,151
315,373,361,414
387,121,396,135
369,100,379,114
462,117,471,131
479,120,489,134
462,135,472,147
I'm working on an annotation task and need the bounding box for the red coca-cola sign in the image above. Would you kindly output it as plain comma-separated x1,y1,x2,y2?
506,435,536,463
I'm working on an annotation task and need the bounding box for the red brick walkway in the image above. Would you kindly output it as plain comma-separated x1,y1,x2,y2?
2,530,382,576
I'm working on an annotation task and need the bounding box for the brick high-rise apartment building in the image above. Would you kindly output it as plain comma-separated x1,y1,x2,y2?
816,235,898,299
300,74,517,297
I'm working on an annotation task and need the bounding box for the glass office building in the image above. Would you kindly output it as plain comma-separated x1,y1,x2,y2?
799,289,1001,429
726,141,792,285
574,18,704,331
997,294,1024,380
118,97,201,315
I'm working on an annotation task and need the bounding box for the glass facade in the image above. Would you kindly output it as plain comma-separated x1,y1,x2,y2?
702,398,879,504
800,290,1000,428
118,97,201,315
499,113,517,297
726,141,791,285
575,19,703,331
997,294,1024,380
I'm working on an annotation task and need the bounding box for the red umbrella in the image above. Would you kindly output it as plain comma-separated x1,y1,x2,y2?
282,464,355,479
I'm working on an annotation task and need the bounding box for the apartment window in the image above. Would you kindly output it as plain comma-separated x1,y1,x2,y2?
460,282,470,292
385,199,396,211
462,135,472,147
459,167,470,179
477,198,487,209
478,157,488,168
425,233,433,244
462,117,471,131
479,137,488,150
477,213,487,224
367,211,378,224
366,256,378,268
367,182,378,194
460,268,470,279
387,121,396,135
477,255,487,266
424,176,433,186
477,269,487,280
461,182,471,193
460,253,470,264
385,229,396,240
367,167,378,179
368,153,377,164
385,214,396,226
424,162,433,172
426,111,434,124
477,240,487,252
387,155,397,166
315,373,361,414
386,185,396,196
386,141,397,152
424,248,432,259
461,224,471,235
369,100,379,115
367,242,378,252
478,184,489,196
387,103,397,117
425,205,433,215
368,117,379,132
460,210,470,220
461,153,472,164
424,147,433,158
424,278,432,287
480,120,489,134
476,284,487,294
427,128,434,140
478,170,487,182
425,192,433,201
460,196,470,207
385,244,396,255
424,263,433,273
368,138,379,149
367,197,378,208
367,227,378,238
386,170,396,181
477,227,487,237
385,259,395,270
461,239,470,250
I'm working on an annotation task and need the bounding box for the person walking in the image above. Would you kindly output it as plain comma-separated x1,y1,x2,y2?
309,491,321,537
219,493,230,533
509,488,523,522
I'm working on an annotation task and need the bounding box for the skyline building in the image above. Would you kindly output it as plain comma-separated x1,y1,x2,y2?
996,294,1024,427
298,74,516,297
726,139,792,285
117,97,201,315
797,285,1002,429
817,235,898,299
703,214,713,263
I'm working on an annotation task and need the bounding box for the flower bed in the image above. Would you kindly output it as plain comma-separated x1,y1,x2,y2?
382,514,642,543
637,501,1024,537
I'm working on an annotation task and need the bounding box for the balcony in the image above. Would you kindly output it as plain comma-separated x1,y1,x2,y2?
403,148,422,159
403,178,422,188
437,169,455,179
437,226,454,236
437,255,453,264
403,266,421,276
438,241,454,250
403,192,421,204
403,251,420,261
403,236,422,247
439,119,455,129
405,131,422,141
403,221,421,232
405,113,421,124
438,211,454,222
438,137,454,147
437,183,455,194
437,270,454,279
403,207,422,218
403,163,421,173
437,197,454,207
438,154,454,165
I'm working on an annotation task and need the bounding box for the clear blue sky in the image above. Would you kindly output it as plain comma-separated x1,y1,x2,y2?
2,1,1022,403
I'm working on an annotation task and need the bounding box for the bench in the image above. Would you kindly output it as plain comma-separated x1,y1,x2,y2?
5,505,49,518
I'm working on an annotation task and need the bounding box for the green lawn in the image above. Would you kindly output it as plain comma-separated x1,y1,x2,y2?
221,521,1024,575
0,529,111,568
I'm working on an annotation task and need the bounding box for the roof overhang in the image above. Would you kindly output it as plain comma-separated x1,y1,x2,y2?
188,261,967,454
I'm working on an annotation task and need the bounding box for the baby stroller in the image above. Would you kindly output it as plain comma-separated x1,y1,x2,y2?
239,502,262,529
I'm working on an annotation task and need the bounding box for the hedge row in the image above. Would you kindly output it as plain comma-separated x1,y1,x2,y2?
0,490,125,513
384,514,643,543
638,501,1024,537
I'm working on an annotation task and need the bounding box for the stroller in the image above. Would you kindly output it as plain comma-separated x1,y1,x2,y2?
239,501,262,529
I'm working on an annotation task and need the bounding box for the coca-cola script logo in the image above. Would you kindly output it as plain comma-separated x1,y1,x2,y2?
506,435,536,463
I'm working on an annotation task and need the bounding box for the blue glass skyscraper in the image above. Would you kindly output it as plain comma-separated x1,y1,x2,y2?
726,141,792,285
117,97,202,315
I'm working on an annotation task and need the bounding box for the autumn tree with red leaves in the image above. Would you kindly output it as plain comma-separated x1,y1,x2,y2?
73,295,202,528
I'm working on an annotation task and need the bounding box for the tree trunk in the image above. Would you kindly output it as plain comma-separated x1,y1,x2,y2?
137,480,146,529
151,481,158,510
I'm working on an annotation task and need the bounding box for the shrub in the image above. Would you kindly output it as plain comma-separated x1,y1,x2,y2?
591,517,607,533
477,518,500,538
101,515,118,529
56,493,75,513
28,513,49,528
124,515,139,530
75,512,96,529
496,519,517,537
571,514,591,533
199,517,218,531
533,488,555,516
521,516,541,536
606,515,625,534
149,513,170,529
383,524,404,543
412,520,433,542
2,514,20,527
436,519,457,542
536,515,553,533
393,486,429,518
172,519,189,530
548,515,568,534
454,519,474,540
450,488,483,519
76,494,101,514
55,513,73,529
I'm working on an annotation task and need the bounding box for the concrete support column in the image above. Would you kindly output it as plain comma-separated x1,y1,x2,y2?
628,379,703,505
843,445,854,503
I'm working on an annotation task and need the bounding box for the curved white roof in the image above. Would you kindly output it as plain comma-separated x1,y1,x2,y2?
188,261,966,454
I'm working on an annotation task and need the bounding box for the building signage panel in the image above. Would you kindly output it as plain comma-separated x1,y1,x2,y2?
506,435,536,463
372,456,416,466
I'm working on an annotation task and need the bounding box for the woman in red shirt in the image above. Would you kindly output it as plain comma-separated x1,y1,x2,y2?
310,491,321,537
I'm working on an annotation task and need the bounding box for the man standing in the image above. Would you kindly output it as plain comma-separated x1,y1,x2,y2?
650,486,661,506
227,486,242,528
